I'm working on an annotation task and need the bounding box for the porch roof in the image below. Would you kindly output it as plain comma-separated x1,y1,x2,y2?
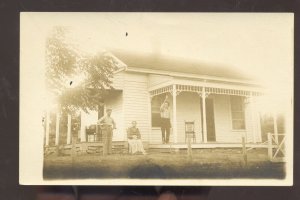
149,84,263,97
111,50,253,81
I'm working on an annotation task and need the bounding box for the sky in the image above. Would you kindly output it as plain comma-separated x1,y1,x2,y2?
24,12,293,113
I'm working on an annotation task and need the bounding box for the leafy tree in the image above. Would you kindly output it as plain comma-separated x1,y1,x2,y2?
45,26,118,114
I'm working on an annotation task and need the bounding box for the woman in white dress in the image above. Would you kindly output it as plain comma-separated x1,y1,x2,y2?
127,121,147,155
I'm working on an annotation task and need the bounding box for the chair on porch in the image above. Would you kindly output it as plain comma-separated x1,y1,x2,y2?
185,121,196,143
85,124,97,142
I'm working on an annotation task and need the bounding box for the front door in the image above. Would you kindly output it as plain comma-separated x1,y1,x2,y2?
206,98,216,142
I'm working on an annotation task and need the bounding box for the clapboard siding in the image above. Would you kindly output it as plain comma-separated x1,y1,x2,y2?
253,97,262,142
213,95,262,143
111,72,125,90
244,97,262,143
214,94,242,142
148,74,173,88
105,71,124,141
123,73,151,142
105,93,124,141
244,101,254,143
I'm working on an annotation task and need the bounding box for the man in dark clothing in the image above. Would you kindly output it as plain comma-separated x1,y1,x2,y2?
160,95,171,144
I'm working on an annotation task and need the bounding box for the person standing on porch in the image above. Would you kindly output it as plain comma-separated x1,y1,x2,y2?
97,108,116,155
160,95,171,144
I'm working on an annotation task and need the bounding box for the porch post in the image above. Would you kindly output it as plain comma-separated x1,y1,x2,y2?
201,87,208,143
172,84,178,143
45,111,50,146
55,111,60,146
80,110,86,142
67,114,72,144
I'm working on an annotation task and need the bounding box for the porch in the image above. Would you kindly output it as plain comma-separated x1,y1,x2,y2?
149,81,264,145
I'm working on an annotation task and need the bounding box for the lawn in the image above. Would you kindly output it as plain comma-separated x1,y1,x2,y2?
43,148,285,180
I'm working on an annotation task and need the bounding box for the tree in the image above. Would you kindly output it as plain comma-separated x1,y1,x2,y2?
45,26,118,114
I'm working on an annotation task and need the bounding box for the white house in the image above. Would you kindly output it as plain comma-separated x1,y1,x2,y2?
45,51,265,149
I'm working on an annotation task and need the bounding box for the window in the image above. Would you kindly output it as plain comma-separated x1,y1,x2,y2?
230,96,245,130
151,94,164,127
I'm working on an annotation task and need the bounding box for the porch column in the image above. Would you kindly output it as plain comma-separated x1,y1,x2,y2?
201,87,208,143
55,112,60,145
172,84,178,143
80,111,86,142
45,111,50,146
67,114,72,144
273,112,279,144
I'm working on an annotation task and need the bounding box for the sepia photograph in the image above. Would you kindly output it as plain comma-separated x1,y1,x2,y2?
19,12,293,185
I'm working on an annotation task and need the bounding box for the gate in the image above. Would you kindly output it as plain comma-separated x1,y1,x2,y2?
267,133,286,162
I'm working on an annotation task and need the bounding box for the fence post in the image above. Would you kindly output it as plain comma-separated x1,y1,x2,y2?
267,132,273,161
187,135,192,160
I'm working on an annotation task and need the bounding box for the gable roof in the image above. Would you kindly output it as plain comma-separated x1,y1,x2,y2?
111,50,254,81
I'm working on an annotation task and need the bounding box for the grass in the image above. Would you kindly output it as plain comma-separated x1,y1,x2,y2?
43,148,285,180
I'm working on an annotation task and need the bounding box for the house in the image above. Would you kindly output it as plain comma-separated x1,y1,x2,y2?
44,51,265,150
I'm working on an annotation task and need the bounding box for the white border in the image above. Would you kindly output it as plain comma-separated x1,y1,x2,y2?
19,12,294,186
